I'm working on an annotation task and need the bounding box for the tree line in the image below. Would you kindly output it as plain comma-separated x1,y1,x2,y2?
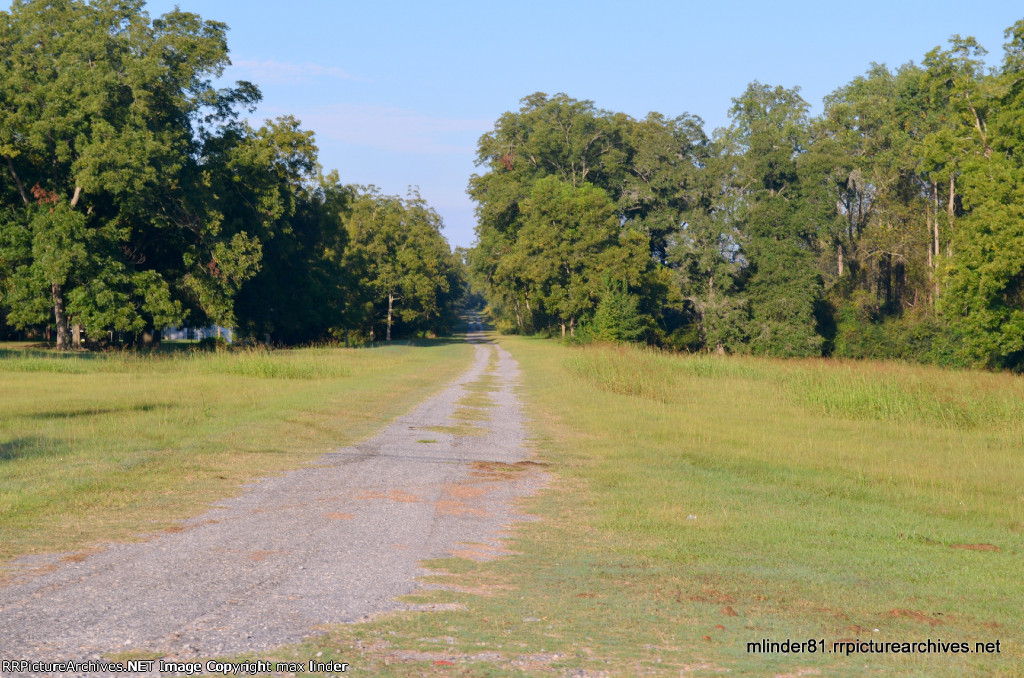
0,0,463,349
469,20,1024,370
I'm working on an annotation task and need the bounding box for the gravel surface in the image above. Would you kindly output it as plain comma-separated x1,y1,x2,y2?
0,322,543,667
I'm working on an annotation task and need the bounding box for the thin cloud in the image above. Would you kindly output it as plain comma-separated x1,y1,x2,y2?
230,58,364,84
296,104,493,155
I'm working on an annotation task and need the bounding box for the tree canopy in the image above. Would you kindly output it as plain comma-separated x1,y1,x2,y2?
0,1,462,347
469,19,1024,370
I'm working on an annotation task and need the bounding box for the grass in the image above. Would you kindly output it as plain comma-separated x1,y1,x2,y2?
285,336,1022,677
0,339,473,567
8,330,1021,675
423,424,486,437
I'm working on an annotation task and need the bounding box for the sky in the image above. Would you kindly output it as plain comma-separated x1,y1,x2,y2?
76,2,1024,247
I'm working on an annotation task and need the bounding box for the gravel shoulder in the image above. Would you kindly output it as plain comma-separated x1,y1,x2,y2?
0,322,543,663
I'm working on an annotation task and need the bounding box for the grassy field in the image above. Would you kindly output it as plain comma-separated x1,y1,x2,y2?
0,339,472,568
291,335,1023,677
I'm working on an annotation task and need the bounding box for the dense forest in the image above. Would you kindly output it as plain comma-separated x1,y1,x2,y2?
469,20,1024,370
0,0,464,348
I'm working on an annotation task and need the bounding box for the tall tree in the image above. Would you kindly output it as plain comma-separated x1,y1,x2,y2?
227,117,356,344
469,93,697,339
619,112,711,263
0,0,260,348
938,21,1024,368
344,188,462,341
727,82,824,356
511,176,647,338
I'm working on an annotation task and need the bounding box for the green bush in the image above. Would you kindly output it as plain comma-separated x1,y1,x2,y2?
590,280,644,343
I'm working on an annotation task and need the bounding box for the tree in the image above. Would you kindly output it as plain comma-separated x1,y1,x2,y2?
511,177,632,337
344,188,462,341
590,278,644,343
0,0,260,348
469,93,698,340
726,82,824,356
229,121,356,343
468,93,629,333
938,21,1024,368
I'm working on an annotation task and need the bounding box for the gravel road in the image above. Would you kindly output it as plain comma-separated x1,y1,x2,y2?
0,321,543,665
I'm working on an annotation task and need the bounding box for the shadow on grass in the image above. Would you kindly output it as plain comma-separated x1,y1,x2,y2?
23,402,176,420
0,437,70,462
0,348,109,361
0,329,481,357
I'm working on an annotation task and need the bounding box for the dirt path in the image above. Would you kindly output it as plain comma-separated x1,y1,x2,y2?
0,321,543,663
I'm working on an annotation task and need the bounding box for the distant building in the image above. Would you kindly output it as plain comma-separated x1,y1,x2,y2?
162,326,234,342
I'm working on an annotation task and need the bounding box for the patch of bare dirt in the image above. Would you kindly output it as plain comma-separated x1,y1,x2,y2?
436,499,488,517
448,542,512,561
356,490,419,503
164,519,218,534
886,608,944,626
442,483,490,499
468,460,547,482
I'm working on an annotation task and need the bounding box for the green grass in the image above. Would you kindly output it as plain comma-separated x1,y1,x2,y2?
0,340,473,566
289,336,1022,677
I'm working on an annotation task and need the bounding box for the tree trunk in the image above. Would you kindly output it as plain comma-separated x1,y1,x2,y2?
4,155,29,205
948,174,955,221
880,253,892,307
141,328,161,348
837,245,844,277
386,292,394,341
72,323,82,349
560,322,566,339
926,208,933,271
932,182,940,299
569,316,575,337
52,283,70,350
947,174,955,257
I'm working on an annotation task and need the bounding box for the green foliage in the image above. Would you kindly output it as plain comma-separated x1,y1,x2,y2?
469,93,677,338
589,279,644,343
936,32,1024,369
514,177,626,333
0,0,262,345
728,83,824,357
0,3,462,348
343,187,463,341
229,126,359,344
469,22,1024,369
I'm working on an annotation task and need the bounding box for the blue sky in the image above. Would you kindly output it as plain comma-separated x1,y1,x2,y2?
86,2,1024,247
